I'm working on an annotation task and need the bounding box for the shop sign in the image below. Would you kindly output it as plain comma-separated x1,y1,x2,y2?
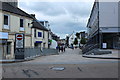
0,32,8,39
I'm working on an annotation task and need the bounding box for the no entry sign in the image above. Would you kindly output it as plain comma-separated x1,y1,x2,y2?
15,33,25,59
15,33,24,48
17,35,23,40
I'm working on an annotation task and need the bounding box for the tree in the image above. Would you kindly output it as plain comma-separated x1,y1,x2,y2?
74,38,78,45
80,37,86,44
76,32,80,39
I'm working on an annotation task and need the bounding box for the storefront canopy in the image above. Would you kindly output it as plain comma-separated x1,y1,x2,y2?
35,41,42,43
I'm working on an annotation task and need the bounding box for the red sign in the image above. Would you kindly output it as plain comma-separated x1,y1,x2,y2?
17,35,23,40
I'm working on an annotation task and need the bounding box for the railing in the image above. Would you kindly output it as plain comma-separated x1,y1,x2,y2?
82,44,99,54
0,45,58,60
15,47,58,59
42,48,58,55
24,47,42,59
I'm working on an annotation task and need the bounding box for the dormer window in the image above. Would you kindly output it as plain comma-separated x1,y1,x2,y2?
20,19,24,31
3,15,10,29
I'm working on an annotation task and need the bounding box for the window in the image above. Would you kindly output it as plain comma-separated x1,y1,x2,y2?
38,32,42,37
20,19,24,31
43,31,44,38
7,42,11,55
34,29,36,37
3,15,9,29
20,19,24,27
4,15,9,25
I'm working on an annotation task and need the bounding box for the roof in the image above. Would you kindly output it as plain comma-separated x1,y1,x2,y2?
0,2,33,18
32,19,48,31
0,2,48,31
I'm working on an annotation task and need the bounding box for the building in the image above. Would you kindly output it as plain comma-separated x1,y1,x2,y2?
47,30,53,48
80,31,86,38
0,2,33,59
31,16,49,49
58,39,66,45
79,31,87,47
40,20,50,30
86,0,120,49
69,33,75,46
0,0,18,7
51,33,60,41
39,20,52,48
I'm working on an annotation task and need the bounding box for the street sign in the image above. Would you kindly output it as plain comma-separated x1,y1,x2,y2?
15,33,25,59
17,35,23,40
15,33,24,49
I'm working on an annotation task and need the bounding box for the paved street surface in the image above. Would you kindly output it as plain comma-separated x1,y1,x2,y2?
1,48,119,78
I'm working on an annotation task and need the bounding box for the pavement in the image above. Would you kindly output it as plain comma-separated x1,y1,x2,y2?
0,58,34,63
83,49,120,59
0,57,35,63
2,63,118,78
0,48,119,63
1,48,119,78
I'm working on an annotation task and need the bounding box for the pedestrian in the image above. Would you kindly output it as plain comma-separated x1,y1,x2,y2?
61,45,63,52
71,44,74,50
58,45,61,52
63,44,66,52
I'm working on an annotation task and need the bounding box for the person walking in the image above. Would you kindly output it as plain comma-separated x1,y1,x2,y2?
58,45,61,52
63,44,66,52
71,44,74,50
61,45,63,52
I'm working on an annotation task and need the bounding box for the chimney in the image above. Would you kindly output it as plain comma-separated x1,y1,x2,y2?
0,0,18,7
30,14,36,18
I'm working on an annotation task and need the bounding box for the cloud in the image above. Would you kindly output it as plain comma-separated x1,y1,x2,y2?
19,2,93,17
19,1,94,38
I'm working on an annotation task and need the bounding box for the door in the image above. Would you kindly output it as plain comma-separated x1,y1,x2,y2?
7,42,11,55
0,45,3,59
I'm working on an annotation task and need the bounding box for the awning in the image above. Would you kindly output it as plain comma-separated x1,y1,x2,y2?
35,41,42,43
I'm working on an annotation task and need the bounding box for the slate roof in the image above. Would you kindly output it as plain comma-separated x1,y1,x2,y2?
32,18,48,31
0,2,32,18
0,1,48,31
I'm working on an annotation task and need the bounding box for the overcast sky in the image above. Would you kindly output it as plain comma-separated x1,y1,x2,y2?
19,0,94,39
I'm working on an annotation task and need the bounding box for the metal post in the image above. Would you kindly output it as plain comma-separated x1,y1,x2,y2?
97,1,101,49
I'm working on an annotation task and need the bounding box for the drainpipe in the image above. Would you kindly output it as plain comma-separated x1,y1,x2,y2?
31,27,32,48
98,1,101,49
30,20,33,48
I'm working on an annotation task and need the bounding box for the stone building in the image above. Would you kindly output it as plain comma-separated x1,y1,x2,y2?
0,2,33,59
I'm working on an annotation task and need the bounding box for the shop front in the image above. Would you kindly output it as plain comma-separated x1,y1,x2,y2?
0,32,8,59
102,33,119,49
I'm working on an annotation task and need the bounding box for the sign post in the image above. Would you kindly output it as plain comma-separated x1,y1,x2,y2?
15,33,24,59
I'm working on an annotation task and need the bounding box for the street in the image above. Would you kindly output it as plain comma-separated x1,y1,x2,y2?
2,48,119,78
